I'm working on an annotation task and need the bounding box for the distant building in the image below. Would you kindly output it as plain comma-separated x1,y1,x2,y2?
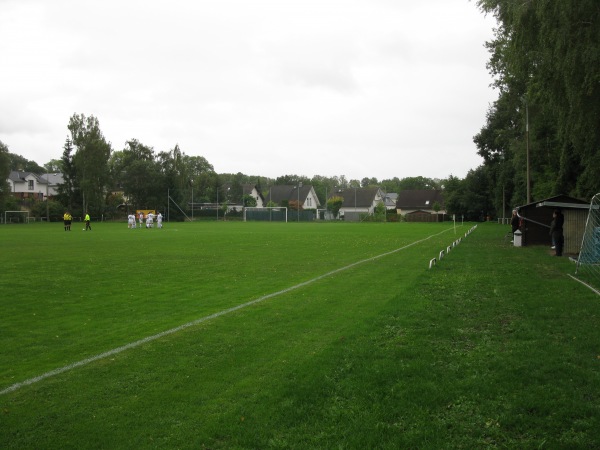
242,184,265,207
330,187,384,221
265,185,321,210
396,189,446,221
7,171,63,201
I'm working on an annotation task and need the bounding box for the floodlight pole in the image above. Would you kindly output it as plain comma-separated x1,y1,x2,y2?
46,180,49,222
297,182,302,223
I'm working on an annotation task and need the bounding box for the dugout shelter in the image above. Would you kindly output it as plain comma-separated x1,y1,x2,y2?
515,194,589,254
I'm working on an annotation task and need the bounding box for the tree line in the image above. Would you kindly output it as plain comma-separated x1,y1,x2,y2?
2,113,469,220
471,0,600,215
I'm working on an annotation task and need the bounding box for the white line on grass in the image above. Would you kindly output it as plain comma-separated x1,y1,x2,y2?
1,227,453,396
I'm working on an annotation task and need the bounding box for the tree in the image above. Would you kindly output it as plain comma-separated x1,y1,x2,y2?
8,153,44,172
373,201,386,222
476,0,600,200
398,176,438,191
361,177,378,188
327,196,344,219
0,140,11,211
57,138,77,211
44,159,63,172
67,114,112,215
241,194,257,207
110,139,163,209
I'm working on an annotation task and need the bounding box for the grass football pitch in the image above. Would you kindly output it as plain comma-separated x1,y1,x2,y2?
1,221,599,449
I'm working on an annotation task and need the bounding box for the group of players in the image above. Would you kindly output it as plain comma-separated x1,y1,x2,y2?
128,211,163,229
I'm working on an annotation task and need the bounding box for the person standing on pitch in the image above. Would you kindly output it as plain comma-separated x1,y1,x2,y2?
138,211,144,229
549,208,564,256
157,212,163,228
146,212,154,228
63,211,72,231
510,209,520,241
84,212,92,231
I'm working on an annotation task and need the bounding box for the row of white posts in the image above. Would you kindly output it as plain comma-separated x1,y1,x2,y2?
429,225,478,269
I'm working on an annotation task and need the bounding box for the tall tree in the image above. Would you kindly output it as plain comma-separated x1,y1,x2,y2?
111,139,163,209
8,153,44,172
476,0,600,200
67,114,112,215
0,140,11,210
57,138,78,211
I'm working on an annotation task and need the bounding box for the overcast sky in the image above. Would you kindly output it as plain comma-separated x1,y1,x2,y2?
1,0,498,181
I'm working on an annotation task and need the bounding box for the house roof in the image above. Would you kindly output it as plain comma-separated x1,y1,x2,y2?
330,187,382,208
383,192,398,208
41,173,64,185
396,189,444,209
265,185,315,205
9,170,44,183
242,184,265,202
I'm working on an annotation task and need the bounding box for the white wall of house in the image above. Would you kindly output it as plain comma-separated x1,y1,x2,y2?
302,187,320,209
9,173,43,198
249,186,264,207
8,172,63,199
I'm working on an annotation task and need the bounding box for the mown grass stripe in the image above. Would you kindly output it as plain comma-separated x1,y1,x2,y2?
1,227,453,396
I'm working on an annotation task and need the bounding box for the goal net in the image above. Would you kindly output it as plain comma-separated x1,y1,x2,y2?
4,211,30,224
575,193,600,291
243,207,288,222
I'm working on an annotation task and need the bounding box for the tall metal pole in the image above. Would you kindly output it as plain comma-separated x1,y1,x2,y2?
526,99,531,203
325,186,327,220
297,183,300,222
46,179,49,222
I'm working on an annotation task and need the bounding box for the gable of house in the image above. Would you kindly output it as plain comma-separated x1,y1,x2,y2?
242,184,265,207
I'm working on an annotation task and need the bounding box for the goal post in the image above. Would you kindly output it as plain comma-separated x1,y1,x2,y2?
243,207,288,222
4,211,30,224
575,193,600,290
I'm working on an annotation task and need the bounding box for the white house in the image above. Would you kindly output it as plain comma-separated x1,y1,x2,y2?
242,184,265,207
265,184,321,210
7,171,63,200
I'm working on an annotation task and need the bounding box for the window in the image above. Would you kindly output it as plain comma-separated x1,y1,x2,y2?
28,180,34,190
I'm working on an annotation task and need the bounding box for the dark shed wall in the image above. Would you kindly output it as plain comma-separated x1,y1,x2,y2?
517,195,589,254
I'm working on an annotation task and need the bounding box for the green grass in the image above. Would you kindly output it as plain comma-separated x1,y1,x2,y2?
1,221,598,449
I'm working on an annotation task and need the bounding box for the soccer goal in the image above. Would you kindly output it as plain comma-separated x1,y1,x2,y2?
4,211,30,224
575,193,600,291
243,207,288,222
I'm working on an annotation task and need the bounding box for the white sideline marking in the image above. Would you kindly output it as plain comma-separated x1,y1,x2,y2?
1,228,452,396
